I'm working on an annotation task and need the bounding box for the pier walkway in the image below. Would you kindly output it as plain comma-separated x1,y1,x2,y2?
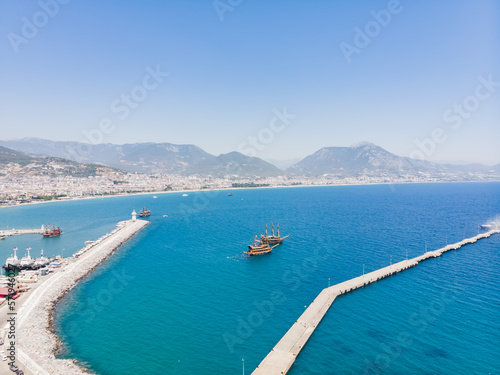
8,219,149,375
252,229,500,375
0,228,44,238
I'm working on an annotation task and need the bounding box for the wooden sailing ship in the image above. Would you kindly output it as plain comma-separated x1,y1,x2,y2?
138,207,151,217
260,223,289,245
245,224,289,256
42,224,62,237
246,235,279,256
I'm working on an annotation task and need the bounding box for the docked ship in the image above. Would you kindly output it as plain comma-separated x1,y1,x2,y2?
34,249,50,269
138,207,151,217
246,235,279,256
18,247,35,269
260,223,289,245
3,247,19,270
42,224,62,237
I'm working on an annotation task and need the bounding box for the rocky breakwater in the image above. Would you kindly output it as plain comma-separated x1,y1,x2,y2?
16,219,149,375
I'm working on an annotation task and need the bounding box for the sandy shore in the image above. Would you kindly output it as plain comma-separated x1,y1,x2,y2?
15,219,149,375
3,179,500,211
2,179,500,213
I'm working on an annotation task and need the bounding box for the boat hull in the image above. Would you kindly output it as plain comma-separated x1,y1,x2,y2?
246,243,278,256
261,238,283,245
42,227,63,237
261,234,289,245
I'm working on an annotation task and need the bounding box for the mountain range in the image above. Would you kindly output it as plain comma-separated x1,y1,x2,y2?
286,142,500,176
1,138,499,179
0,145,120,178
0,139,282,178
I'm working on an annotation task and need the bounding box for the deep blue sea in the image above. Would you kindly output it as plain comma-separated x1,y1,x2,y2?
1,183,499,374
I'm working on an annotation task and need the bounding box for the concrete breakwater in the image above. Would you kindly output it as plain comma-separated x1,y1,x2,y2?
0,228,44,238
15,219,149,375
252,229,500,375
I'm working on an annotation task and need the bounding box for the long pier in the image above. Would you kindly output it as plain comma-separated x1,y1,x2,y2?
12,219,149,375
0,228,44,238
252,229,500,375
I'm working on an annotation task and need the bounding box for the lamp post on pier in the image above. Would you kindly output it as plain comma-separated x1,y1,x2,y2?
242,358,244,375
328,277,330,287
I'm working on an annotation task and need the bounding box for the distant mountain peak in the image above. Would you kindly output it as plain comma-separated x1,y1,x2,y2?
287,143,433,176
0,144,120,177
351,141,377,148
0,138,283,177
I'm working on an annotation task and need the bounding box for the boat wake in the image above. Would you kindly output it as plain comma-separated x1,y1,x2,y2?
226,254,246,261
481,215,500,229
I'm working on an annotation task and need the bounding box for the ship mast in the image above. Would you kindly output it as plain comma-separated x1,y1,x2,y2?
265,224,268,237
272,223,275,237
277,223,280,237
13,247,18,260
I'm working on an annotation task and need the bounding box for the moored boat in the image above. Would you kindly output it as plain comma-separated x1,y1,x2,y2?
34,249,50,269
19,247,35,269
3,247,19,270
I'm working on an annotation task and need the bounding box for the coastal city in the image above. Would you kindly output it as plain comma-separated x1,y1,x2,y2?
2,164,499,207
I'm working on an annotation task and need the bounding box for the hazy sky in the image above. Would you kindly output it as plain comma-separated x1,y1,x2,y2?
1,0,499,164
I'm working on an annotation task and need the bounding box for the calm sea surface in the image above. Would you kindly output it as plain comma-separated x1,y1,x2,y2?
1,183,499,374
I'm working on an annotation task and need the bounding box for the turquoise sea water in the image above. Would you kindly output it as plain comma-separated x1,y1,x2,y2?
1,183,499,374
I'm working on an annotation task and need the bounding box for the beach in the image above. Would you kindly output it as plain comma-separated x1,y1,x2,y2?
9,219,149,375
3,179,500,212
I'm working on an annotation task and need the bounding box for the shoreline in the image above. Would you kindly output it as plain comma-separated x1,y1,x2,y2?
2,179,500,212
15,219,149,375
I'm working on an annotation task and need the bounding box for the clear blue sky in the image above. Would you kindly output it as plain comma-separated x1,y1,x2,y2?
1,0,499,164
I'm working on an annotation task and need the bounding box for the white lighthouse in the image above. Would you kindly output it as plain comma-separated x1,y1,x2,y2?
131,209,137,222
